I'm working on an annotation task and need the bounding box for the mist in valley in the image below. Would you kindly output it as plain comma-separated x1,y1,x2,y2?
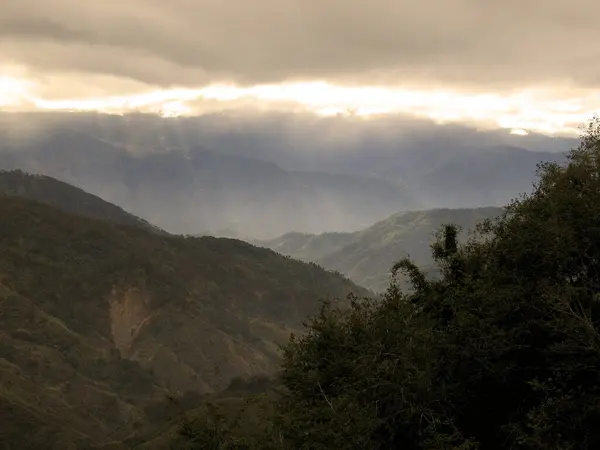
0,111,572,238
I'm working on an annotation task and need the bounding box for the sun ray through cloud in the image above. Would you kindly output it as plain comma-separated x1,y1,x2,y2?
1,76,599,136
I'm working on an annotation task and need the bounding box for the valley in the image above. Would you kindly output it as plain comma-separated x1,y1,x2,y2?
0,113,566,238
0,113,579,448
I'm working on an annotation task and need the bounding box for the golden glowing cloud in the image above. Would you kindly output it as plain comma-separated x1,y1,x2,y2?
1,73,599,137
0,75,34,108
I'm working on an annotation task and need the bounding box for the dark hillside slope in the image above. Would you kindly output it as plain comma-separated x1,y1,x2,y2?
0,169,163,233
0,196,365,448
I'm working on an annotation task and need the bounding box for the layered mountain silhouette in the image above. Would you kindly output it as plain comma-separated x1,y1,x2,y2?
0,113,567,238
1,130,419,238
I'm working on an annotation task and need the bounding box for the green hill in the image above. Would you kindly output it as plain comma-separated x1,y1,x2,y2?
255,207,504,292
254,231,356,262
0,169,163,234
0,194,365,448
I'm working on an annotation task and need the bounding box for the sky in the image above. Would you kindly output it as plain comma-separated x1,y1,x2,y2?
1,0,600,136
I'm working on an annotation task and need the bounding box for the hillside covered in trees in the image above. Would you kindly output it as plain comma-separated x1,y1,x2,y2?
0,169,163,233
171,121,600,449
0,193,366,448
255,206,503,292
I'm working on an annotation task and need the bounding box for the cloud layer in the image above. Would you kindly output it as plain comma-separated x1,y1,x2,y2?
2,0,600,137
2,0,600,89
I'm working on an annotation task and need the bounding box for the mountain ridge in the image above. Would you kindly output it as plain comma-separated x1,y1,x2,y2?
0,190,366,448
255,206,505,292
1,131,420,237
0,169,164,234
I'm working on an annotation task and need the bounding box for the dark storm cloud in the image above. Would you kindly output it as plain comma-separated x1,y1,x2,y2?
1,0,600,88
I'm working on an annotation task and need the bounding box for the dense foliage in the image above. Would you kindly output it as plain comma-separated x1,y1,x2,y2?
176,120,600,448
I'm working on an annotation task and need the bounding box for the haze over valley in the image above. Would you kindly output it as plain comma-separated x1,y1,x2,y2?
0,112,570,237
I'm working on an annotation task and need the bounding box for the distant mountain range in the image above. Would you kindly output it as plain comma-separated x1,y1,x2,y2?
0,112,568,237
254,207,505,292
1,130,418,237
0,179,365,448
388,145,562,208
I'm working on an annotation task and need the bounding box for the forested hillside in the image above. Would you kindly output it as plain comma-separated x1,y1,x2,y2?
0,169,162,233
0,194,365,448
256,207,504,292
